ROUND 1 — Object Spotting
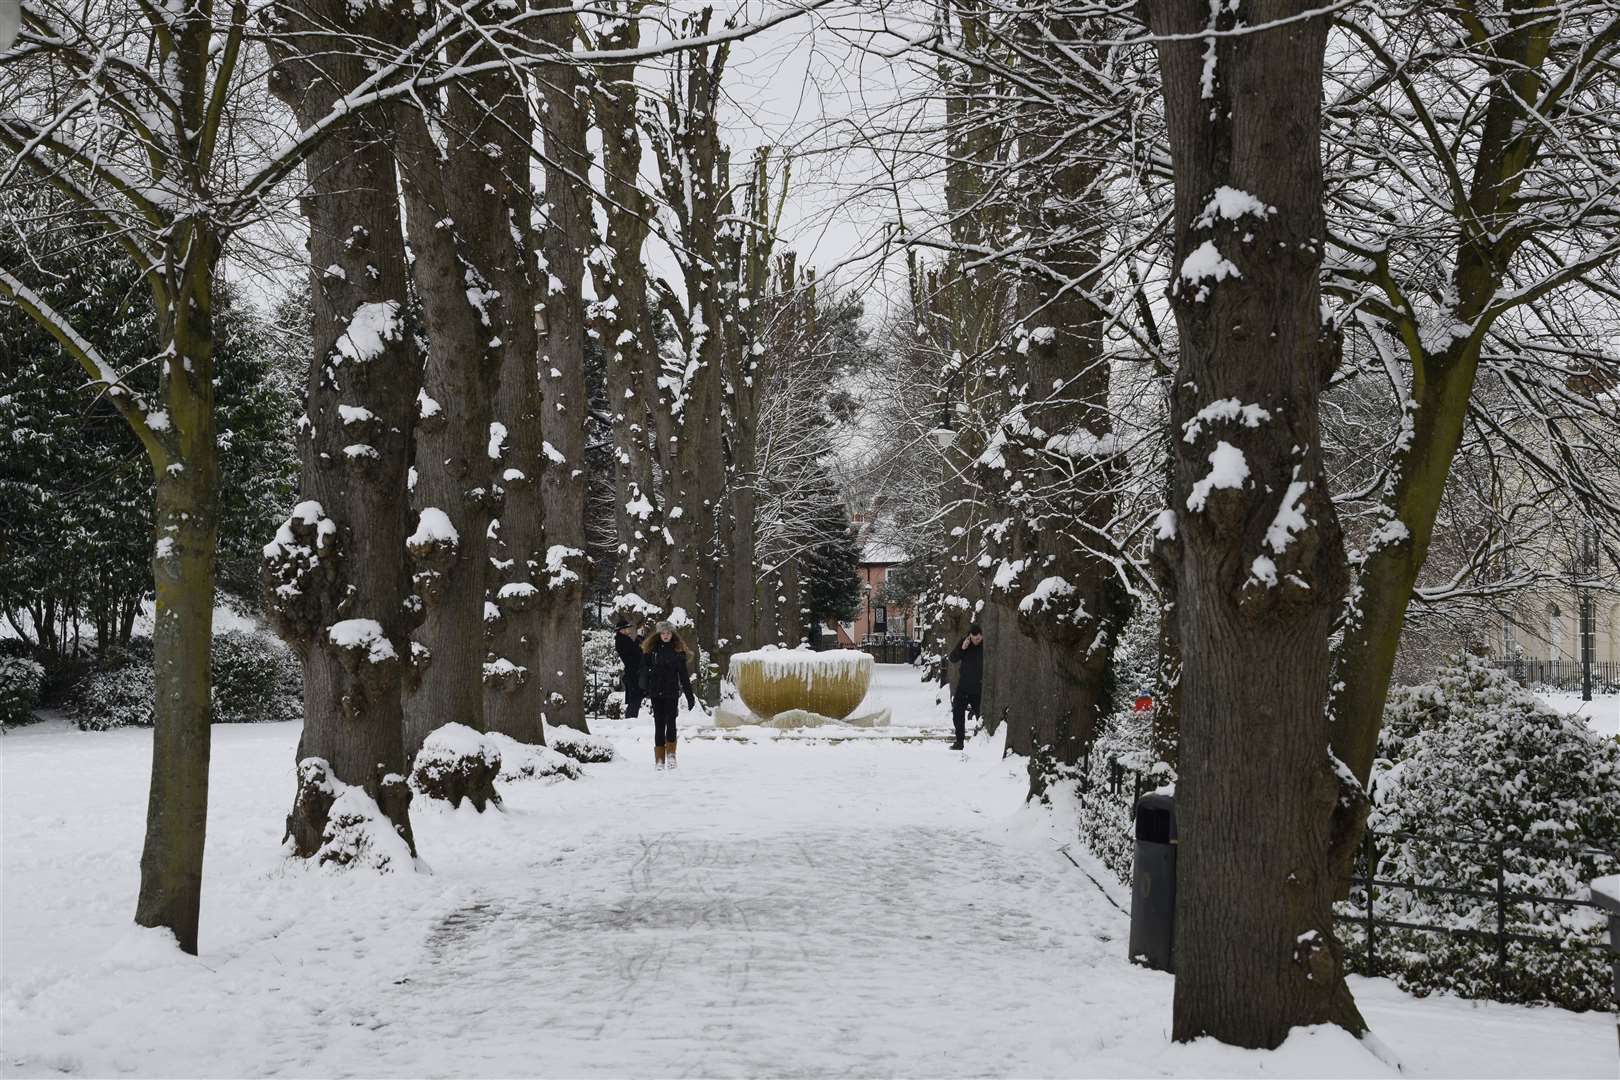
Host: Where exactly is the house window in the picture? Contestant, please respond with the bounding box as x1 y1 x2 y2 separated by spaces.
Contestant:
872 605 887 635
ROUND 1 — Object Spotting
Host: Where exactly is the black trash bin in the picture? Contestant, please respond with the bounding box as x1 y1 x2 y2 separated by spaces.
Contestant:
1129 791 1177 972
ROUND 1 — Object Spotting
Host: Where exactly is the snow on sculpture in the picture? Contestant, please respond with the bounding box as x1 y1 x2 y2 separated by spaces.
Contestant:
728 647 876 726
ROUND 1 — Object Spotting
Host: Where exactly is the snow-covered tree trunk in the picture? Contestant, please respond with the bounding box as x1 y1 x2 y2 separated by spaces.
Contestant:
977 16 1126 790
720 154 785 656
1145 0 1363 1046
484 54 548 746
397 79 508 773
265 0 420 864
647 23 733 660
532 4 591 732
588 5 667 617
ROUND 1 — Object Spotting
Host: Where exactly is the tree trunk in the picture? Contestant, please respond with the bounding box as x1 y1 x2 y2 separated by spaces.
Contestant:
1145 0 1364 1047
483 44 548 746
135 266 219 954
587 6 667 616
533 6 591 732
397 87 507 765
265 2 419 859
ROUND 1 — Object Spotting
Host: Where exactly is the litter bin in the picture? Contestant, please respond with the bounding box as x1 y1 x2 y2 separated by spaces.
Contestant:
1129 792 1177 972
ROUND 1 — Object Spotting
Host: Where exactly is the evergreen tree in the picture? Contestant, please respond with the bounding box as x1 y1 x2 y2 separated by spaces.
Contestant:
0 210 299 664
799 481 862 631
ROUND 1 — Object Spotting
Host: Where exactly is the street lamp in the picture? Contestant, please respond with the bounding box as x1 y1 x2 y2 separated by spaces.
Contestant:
1579 518 1599 703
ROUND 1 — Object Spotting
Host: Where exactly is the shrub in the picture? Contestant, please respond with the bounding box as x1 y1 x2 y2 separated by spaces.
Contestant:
1076 702 1169 885
547 724 616 764
71 629 302 730
211 629 301 724
0 654 46 726
1339 654 1620 1011
71 658 155 730
582 629 622 716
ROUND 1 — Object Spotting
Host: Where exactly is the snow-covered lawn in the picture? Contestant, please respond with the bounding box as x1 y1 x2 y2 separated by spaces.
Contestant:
3 666 1613 1078
1534 690 1618 741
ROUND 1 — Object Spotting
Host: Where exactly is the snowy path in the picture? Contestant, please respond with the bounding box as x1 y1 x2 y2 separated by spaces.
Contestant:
3 666 1615 1078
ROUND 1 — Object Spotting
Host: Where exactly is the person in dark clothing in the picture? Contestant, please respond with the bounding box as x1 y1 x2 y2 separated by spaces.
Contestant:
614 617 645 719
947 622 985 750
640 620 696 769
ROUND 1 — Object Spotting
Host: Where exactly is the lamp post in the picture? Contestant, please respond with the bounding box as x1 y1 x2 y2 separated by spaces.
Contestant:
1579 518 1598 703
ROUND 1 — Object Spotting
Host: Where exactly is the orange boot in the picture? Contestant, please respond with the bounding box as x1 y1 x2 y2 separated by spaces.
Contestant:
665 738 677 769
654 743 667 769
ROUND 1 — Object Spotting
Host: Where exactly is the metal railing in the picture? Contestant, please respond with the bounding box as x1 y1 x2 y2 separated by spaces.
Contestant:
1336 827 1618 1002
1489 658 1619 693
1086 755 1617 1007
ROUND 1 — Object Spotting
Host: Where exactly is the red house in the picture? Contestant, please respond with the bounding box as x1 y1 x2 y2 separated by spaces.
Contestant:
829 541 913 646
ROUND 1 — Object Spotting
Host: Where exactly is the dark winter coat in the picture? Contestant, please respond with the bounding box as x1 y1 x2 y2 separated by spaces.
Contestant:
614 629 642 675
640 639 694 702
948 638 984 696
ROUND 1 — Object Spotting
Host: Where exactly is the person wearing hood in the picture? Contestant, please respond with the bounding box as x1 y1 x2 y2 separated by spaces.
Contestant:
640 620 696 768
613 616 646 719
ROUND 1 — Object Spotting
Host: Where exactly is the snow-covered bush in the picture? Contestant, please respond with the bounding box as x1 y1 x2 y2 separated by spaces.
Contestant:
582 629 622 717
1341 654 1620 1011
211 630 301 724
0 654 46 726
1077 703 1169 885
71 656 155 730
411 723 502 810
546 724 616 764
71 630 301 729
1075 605 1174 882
487 732 583 782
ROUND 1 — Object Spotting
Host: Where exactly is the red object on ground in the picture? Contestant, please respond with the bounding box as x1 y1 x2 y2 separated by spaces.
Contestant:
1133 695 1154 712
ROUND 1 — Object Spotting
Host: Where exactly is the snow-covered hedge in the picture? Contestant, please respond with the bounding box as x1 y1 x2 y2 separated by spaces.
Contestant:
71 655 155 730
1077 703 1169 885
546 725 616 764
71 630 302 730
0 654 46 727
211 630 302 724
1342 654 1620 1011
582 629 622 717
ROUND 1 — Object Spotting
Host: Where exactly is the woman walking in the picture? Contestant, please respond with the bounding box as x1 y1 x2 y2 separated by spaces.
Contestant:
640 620 696 769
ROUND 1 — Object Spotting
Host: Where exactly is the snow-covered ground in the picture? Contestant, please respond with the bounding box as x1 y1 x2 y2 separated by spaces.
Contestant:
3 665 1613 1078
1534 690 1619 740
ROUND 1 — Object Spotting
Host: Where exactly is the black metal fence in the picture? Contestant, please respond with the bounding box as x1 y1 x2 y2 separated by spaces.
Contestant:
1091 756 1617 1008
1489 658 1620 693
808 634 921 665
1336 827 1618 1003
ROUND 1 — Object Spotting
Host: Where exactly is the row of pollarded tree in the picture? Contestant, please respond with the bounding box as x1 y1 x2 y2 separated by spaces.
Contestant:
846 0 1620 1051
0 0 849 956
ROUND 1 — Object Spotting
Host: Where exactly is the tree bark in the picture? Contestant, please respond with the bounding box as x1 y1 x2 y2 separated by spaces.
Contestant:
265 0 419 859
397 98 506 764
588 5 668 616
533 4 592 731
1145 0 1364 1047
135 251 219 955
483 41 548 746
